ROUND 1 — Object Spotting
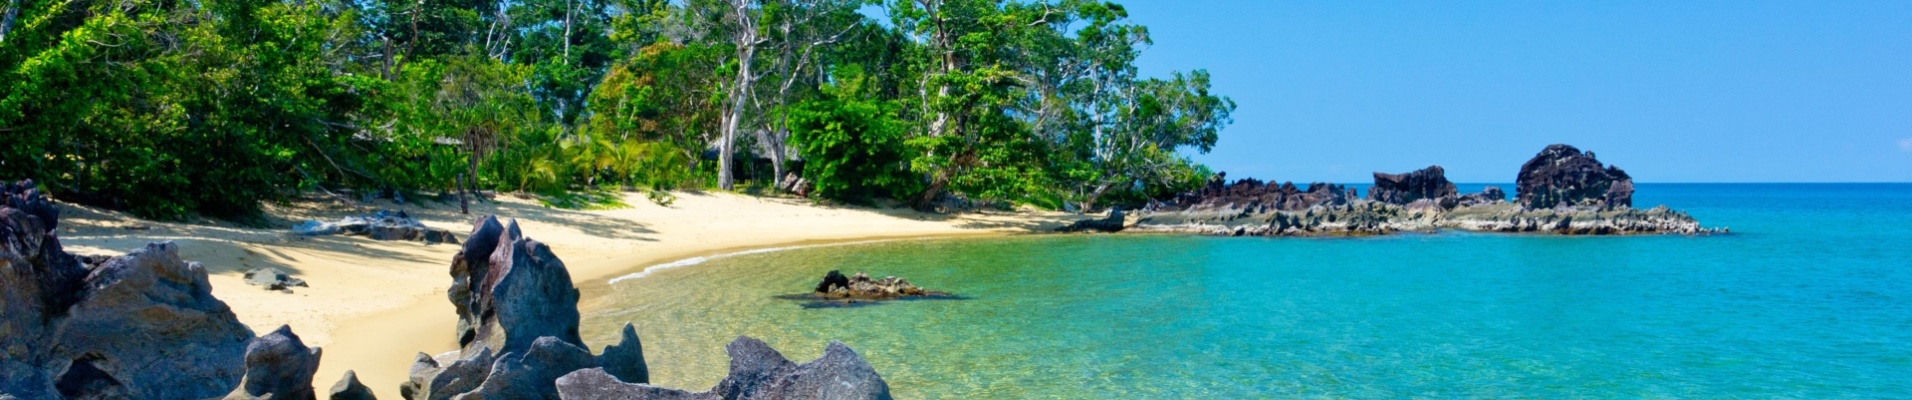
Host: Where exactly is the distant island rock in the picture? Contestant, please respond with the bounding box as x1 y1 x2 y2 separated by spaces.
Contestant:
1124 145 1721 236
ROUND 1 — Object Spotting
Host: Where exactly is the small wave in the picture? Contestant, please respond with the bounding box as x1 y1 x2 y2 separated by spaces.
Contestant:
607 239 900 284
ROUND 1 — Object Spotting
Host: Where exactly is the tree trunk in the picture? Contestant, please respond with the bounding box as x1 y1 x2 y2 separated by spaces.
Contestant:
1082 181 1115 214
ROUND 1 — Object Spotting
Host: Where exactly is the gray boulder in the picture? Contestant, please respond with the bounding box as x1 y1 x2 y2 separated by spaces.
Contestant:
328 370 377 400
554 336 892 400
596 324 649 385
226 325 324 400
53 242 257 399
462 337 597 399
297 210 459 244
449 217 582 358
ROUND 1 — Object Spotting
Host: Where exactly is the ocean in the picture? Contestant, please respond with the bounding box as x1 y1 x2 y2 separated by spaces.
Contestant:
580 183 1912 398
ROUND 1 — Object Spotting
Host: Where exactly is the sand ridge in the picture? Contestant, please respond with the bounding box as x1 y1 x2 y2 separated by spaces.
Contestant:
55 191 1072 398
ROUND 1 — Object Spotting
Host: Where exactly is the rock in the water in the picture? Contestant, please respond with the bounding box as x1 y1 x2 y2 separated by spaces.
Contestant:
328 370 377 400
812 270 850 294
245 267 310 292
1366 165 1457 205
597 324 649 385
1147 173 1351 214
1056 207 1126 233
297 210 459 244
813 271 943 300
1515 144 1635 209
554 337 893 400
226 325 323 400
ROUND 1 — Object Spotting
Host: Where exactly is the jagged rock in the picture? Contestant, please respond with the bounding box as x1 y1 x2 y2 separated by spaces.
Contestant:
462 337 597 399
1456 186 1507 207
51 242 257 399
296 210 459 244
328 370 377 400
596 324 649 385
1515 144 1635 209
554 337 893 400
1366 165 1457 205
812 271 944 300
1056 207 1126 232
245 267 309 292
226 325 323 400
812 270 850 294
403 216 633 400
2 188 255 400
447 216 583 358
1148 173 1351 214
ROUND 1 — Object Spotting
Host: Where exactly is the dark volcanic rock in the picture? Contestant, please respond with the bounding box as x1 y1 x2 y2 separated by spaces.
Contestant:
463 337 597 399
1056 207 1126 233
1149 172 1351 213
1366 165 1457 205
596 324 650 385
554 337 894 400
1515 144 1635 209
54 242 257 399
226 325 323 400
811 271 945 300
328 370 377 400
812 270 850 294
448 216 583 358
1456 186 1507 207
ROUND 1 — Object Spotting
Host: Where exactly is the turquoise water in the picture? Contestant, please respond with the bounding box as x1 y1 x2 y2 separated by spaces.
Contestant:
581 184 1912 398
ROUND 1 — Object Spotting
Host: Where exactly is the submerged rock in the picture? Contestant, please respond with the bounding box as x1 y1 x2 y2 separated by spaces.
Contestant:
1515 144 1635 209
554 337 893 400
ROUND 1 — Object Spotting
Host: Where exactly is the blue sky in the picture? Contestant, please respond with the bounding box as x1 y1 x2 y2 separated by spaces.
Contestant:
1120 1 1912 182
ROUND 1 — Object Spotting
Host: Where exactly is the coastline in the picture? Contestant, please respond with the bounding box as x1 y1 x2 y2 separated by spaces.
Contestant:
54 191 1073 399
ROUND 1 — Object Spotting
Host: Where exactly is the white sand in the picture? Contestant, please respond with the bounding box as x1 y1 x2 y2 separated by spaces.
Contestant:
56 191 1070 398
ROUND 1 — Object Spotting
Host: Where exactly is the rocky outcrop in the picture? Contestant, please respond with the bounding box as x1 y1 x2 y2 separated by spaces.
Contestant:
1148 173 1351 214
1056 207 1125 232
401 217 659 400
1133 145 1715 236
1366 166 1457 205
554 337 893 400
812 271 945 300
1515 144 1635 209
596 324 650 385
328 371 377 400
403 216 891 399
1 180 257 400
294 210 459 244
226 326 324 400
1456 186 1507 207
245 267 310 292
447 216 583 358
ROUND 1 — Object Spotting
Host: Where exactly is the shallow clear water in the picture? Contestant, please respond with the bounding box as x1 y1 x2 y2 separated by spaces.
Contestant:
580 184 1912 398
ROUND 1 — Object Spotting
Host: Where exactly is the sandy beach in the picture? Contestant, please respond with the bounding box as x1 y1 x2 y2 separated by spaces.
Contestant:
55 191 1071 398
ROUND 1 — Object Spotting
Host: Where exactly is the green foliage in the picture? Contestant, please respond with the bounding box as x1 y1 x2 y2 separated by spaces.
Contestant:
0 0 1234 219
790 66 921 204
